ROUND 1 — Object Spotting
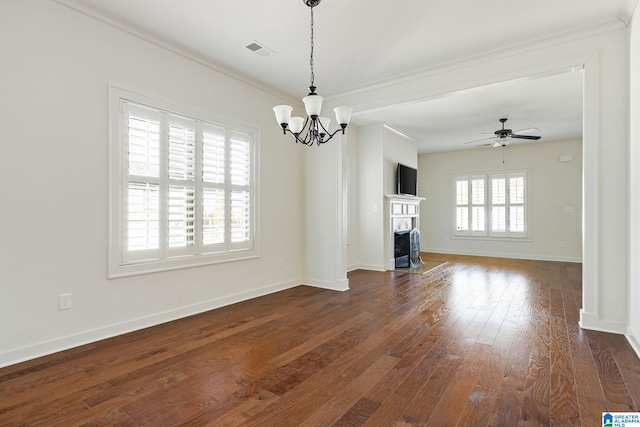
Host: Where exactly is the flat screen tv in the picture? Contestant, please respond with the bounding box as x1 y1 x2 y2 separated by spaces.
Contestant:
397 163 417 196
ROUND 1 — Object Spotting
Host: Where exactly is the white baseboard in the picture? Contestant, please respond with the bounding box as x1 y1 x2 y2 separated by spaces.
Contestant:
349 263 386 272
0 278 302 369
303 277 349 292
579 309 627 334
626 325 640 360
422 247 582 263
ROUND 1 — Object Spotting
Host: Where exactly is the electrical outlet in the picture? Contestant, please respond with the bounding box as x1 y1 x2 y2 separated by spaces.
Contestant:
59 293 72 310
278 259 284 269
558 241 565 248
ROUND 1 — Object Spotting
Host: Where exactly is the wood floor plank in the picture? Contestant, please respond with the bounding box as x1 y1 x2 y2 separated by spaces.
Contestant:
455 384 498 427
1 255 639 426
423 343 490 427
588 331 637 412
334 397 382 426
298 354 400 426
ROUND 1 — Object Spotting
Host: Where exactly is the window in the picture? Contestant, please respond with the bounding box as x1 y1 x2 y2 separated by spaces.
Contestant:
454 171 528 238
109 87 259 277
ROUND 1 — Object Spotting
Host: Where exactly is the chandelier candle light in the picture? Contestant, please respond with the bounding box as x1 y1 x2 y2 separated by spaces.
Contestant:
273 0 352 146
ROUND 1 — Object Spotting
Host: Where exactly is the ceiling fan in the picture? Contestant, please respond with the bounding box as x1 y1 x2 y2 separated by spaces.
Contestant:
464 118 541 147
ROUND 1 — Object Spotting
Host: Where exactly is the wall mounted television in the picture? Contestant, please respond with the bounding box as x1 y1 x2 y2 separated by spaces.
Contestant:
397 163 418 196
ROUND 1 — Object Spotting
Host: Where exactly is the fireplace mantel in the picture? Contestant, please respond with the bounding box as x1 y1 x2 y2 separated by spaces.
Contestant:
385 194 426 203
384 195 425 270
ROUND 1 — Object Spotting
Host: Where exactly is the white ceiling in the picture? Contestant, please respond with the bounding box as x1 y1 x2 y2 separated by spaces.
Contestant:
54 0 635 153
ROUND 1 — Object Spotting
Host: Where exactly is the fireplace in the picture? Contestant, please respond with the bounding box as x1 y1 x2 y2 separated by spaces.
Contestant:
386 195 425 270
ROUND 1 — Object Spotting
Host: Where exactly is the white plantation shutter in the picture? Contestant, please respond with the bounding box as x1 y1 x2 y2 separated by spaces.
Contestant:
471 206 485 232
202 188 225 245
510 206 525 232
168 117 196 181
202 124 226 185
489 172 527 237
229 131 252 247
510 176 525 204
231 190 251 243
492 206 506 232
492 177 506 205
124 104 161 262
167 186 195 248
455 176 486 235
452 171 527 239
470 178 485 232
230 131 251 186
508 175 526 233
202 124 226 249
491 176 507 233
127 110 160 179
167 115 196 254
456 207 469 231
110 91 257 277
126 182 160 252
456 180 468 205
455 179 469 231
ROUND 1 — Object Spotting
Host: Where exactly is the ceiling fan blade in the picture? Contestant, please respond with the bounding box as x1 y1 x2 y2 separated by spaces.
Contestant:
512 134 541 140
513 127 539 134
463 136 494 145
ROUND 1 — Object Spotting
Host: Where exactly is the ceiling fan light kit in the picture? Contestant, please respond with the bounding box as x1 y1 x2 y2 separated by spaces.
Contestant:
273 0 353 147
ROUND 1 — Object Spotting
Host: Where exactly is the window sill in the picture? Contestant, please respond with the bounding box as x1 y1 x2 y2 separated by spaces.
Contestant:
108 250 260 279
451 234 530 242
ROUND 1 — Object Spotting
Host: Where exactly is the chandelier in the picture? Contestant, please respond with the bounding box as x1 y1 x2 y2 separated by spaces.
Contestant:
273 0 352 147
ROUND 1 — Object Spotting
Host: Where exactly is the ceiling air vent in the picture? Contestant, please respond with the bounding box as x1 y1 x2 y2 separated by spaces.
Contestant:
246 41 274 57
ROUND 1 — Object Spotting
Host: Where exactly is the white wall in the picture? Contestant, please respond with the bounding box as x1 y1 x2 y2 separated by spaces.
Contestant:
0 0 305 367
353 125 417 271
419 140 582 262
355 126 385 270
382 126 419 195
628 1 640 356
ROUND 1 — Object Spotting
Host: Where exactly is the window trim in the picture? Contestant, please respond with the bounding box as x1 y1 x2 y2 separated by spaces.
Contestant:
452 169 530 240
108 86 260 278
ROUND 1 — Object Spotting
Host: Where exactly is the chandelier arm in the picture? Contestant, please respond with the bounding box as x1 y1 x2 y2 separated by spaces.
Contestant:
283 116 312 144
323 129 344 142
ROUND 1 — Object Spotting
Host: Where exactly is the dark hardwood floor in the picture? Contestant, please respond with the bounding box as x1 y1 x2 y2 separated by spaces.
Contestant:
1 254 639 426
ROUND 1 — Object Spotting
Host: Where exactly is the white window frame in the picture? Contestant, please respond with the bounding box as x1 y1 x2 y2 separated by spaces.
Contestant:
452 170 529 239
108 86 260 278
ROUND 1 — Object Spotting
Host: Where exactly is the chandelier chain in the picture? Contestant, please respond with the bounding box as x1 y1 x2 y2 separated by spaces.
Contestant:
309 6 314 88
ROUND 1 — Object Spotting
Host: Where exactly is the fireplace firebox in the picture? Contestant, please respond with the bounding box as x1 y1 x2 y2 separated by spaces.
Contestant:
394 228 421 268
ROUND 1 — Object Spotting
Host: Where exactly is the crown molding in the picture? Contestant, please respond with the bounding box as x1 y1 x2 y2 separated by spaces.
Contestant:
329 21 623 105
618 0 639 26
